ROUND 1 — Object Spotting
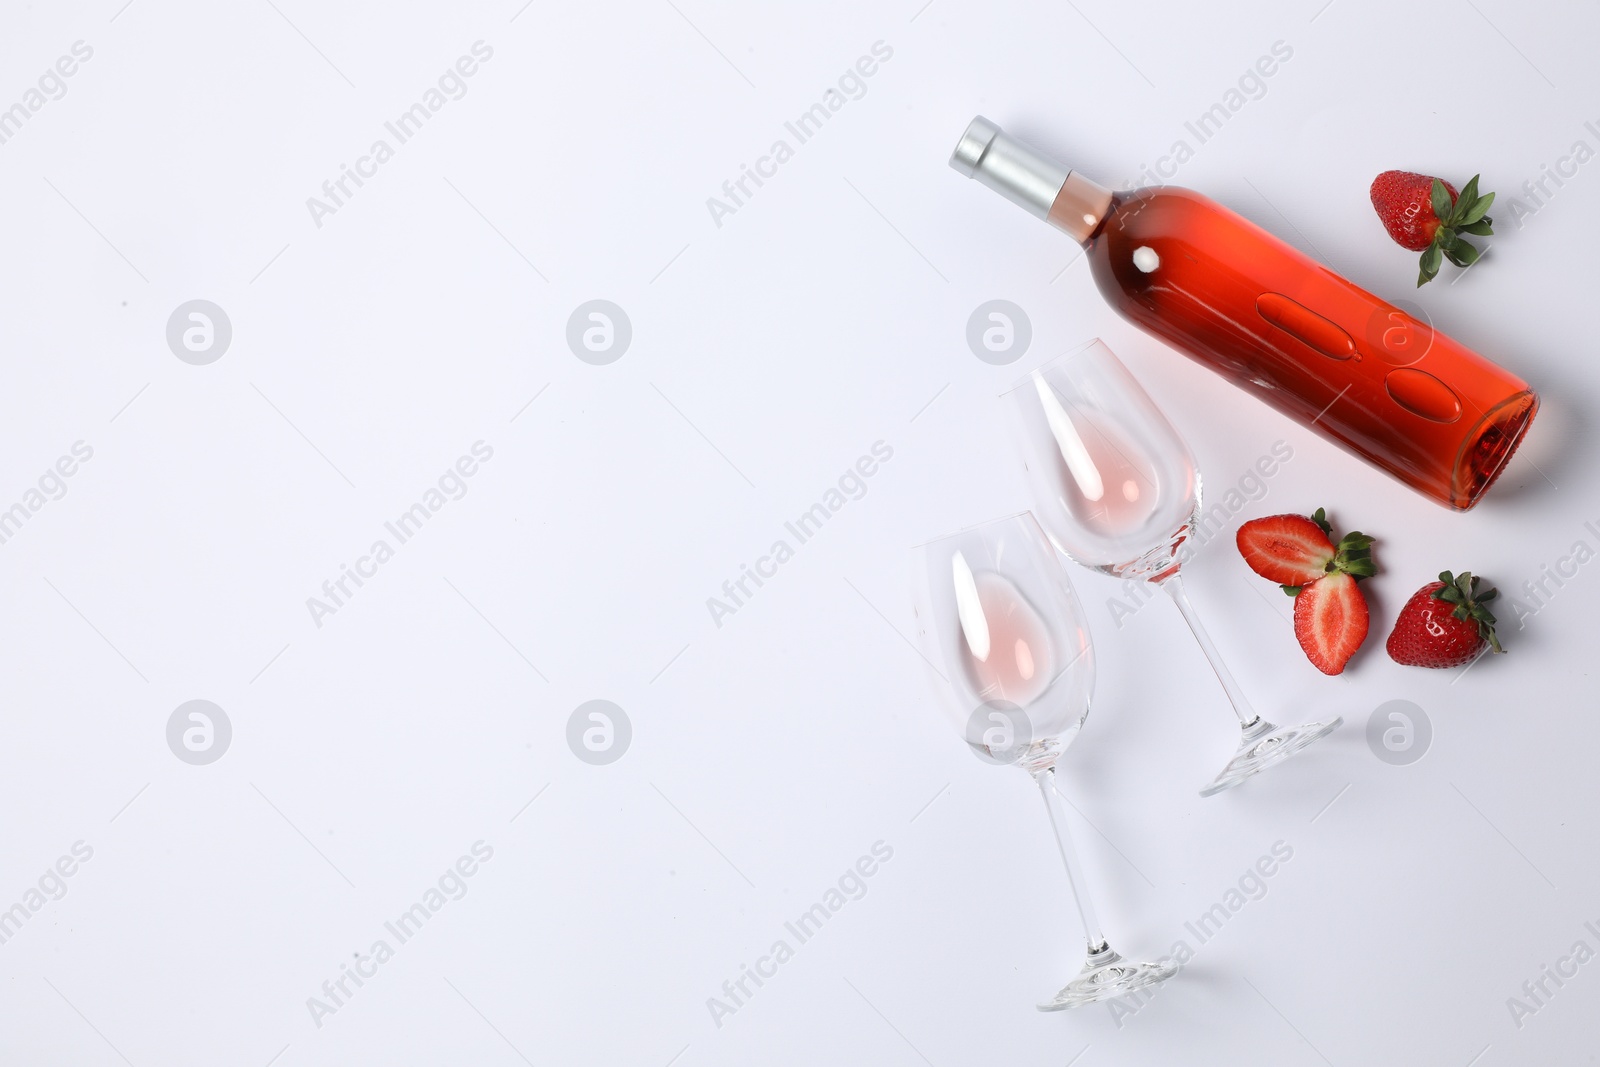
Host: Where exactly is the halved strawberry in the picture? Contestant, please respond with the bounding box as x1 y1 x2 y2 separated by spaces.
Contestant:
1293 571 1369 675
1236 513 1335 586
1237 507 1375 593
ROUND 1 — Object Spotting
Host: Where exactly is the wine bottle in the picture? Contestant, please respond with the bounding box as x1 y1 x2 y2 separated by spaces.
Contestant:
950 116 1538 511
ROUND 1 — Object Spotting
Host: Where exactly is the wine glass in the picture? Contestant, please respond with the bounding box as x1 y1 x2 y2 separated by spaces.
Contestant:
912 513 1178 1010
1002 339 1342 797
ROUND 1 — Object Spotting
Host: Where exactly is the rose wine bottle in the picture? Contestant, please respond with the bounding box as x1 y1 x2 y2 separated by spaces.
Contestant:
950 117 1538 511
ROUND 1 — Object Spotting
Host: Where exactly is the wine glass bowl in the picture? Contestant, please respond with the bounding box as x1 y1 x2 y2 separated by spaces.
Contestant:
916 514 1093 770
913 513 1179 1008
1002 339 1342 796
1004 339 1198 582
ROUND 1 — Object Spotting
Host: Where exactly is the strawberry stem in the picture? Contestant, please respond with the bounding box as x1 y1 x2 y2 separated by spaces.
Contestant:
1432 569 1504 653
1418 175 1495 286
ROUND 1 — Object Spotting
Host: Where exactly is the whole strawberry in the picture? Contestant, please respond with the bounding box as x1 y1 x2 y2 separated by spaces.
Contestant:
1386 571 1504 668
1369 171 1495 286
1237 507 1376 675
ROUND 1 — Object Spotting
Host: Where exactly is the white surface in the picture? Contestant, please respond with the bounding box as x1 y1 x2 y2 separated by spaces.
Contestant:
1 0 1596 1064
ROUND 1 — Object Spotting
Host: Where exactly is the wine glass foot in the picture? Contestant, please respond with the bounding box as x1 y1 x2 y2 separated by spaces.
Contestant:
1037 944 1179 1011
1198 716 1343 798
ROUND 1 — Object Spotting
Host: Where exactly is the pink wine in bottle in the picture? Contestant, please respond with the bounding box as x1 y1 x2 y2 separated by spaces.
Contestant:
951 116 1538 511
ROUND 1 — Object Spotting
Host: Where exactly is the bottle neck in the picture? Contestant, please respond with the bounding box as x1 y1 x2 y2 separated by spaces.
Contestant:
948 118 1112 246
1045 171 1114 246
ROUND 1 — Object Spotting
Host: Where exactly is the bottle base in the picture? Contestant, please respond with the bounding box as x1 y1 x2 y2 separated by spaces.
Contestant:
1451 390 1539 511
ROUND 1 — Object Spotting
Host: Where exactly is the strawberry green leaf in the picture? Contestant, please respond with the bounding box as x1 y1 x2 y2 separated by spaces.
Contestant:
1343 558 1377 578
1418 243 1443 286
1460 187 1494 224
1430 178 1454 220
1327 527 1377 581
1281 584 1302 596
1460 219 1493 236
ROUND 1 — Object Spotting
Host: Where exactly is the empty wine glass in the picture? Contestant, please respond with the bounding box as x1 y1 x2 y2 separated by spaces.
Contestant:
912 513 1178 1010
1002 339 1342 796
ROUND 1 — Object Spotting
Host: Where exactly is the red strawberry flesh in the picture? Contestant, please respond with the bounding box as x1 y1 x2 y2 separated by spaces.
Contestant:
1293 572 1369 675
1236 514 1336 586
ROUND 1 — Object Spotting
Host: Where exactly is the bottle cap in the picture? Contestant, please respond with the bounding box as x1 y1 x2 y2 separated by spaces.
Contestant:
949 116 1110 243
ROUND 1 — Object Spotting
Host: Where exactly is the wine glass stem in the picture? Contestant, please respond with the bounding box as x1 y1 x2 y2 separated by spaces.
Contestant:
1035 767 1108 954
1158 573 1260 728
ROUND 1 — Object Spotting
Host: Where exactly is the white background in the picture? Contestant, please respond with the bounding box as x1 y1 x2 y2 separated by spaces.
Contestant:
1 0 1597 1064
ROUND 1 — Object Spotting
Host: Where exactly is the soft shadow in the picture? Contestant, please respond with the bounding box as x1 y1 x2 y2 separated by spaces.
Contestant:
1474 374 1586 509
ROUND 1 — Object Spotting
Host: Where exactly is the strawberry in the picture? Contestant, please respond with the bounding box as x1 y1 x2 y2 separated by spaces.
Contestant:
1369 170 1495 287
1239 508 1376 674
1386 570 1504 668
1293 571 1370 675
1237 507 1376 593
